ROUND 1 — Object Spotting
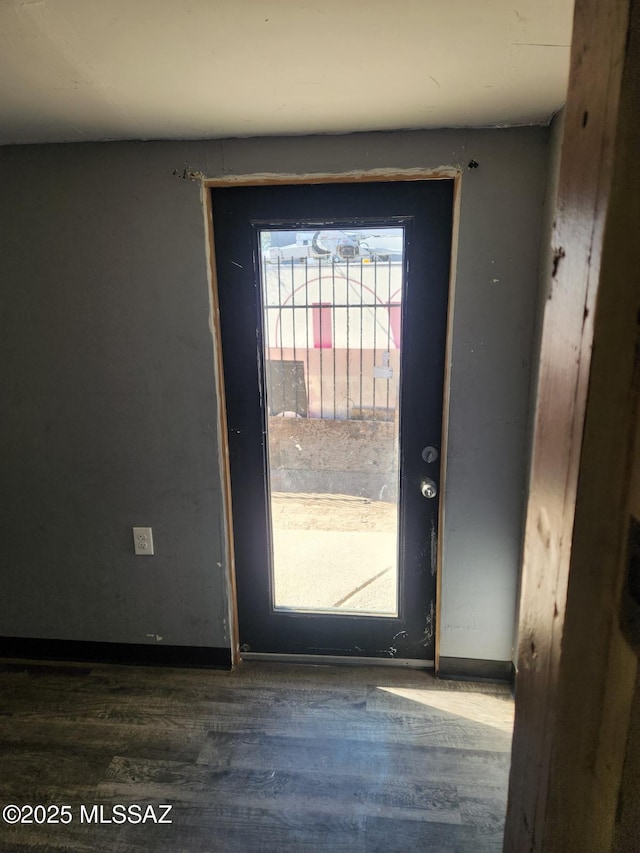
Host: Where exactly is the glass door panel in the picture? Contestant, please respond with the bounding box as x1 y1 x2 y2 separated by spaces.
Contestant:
259 228 404 616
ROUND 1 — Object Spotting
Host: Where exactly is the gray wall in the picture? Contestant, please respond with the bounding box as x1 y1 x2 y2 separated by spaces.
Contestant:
0 128 548 659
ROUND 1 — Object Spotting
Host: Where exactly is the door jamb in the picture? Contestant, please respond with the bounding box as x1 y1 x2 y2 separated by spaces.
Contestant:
201 168 461 668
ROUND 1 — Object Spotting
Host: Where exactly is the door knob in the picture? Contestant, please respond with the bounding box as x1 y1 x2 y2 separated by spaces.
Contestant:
421 479 438 499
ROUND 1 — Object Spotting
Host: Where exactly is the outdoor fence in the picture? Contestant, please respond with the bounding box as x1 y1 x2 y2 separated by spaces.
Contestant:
262 257 403 421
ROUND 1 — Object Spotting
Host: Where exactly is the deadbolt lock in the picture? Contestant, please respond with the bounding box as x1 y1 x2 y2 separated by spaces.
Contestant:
421 446 439 464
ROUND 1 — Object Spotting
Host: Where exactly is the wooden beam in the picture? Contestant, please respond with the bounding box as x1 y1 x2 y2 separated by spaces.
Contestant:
505 0 640 849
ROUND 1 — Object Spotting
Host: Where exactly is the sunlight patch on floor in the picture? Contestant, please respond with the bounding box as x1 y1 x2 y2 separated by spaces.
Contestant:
376 686 515 733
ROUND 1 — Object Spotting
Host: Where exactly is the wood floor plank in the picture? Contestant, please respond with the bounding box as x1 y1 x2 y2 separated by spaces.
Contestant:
98 757 462 823
0 718 207 763
196 731 511 788
0 658 513 851
456 780 509 799
365 815 503 853
122 806 366 853
460 794 507 844
1 804 367 853
199 684 369 711
2 699 218 727
0 743 111 789
3 681 368 717
0 834 98 853
201 703 512 752
365 815 462 852
115 806 367 853
0 815 129 853
365 683 515 727
0 662 94 677
3 676 213 711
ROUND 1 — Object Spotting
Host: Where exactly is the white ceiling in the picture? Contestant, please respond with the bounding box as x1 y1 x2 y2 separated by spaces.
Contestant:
0 0 574 145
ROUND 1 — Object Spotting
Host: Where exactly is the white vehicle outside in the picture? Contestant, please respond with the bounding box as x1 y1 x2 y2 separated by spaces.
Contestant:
265 228 403 264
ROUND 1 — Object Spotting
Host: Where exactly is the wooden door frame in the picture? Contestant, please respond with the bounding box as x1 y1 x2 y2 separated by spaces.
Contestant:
201 169 461 669
505 0 640 848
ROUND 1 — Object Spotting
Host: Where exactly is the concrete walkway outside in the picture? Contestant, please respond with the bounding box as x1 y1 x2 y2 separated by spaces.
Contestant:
271 493 398 614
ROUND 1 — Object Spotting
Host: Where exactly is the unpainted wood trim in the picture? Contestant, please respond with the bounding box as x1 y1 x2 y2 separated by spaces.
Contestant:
202 186 241 669
203 167 459 188
435 172 462 676
547 1 640 846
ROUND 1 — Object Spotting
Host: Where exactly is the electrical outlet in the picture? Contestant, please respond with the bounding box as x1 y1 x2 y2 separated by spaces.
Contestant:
133 527 154 556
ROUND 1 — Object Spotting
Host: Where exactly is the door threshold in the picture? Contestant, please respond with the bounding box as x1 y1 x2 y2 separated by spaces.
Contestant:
241 652 434 669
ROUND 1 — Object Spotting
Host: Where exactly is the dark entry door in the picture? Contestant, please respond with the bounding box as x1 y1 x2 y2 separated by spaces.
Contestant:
212 179 453 662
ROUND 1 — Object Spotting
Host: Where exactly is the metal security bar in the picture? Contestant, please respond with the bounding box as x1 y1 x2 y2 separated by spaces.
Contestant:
260 250 403 422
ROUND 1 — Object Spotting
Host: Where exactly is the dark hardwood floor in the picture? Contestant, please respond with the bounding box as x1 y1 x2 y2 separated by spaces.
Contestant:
0 658 513 852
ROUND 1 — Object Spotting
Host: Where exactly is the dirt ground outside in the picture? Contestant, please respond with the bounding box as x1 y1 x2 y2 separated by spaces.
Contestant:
271 492 397 532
